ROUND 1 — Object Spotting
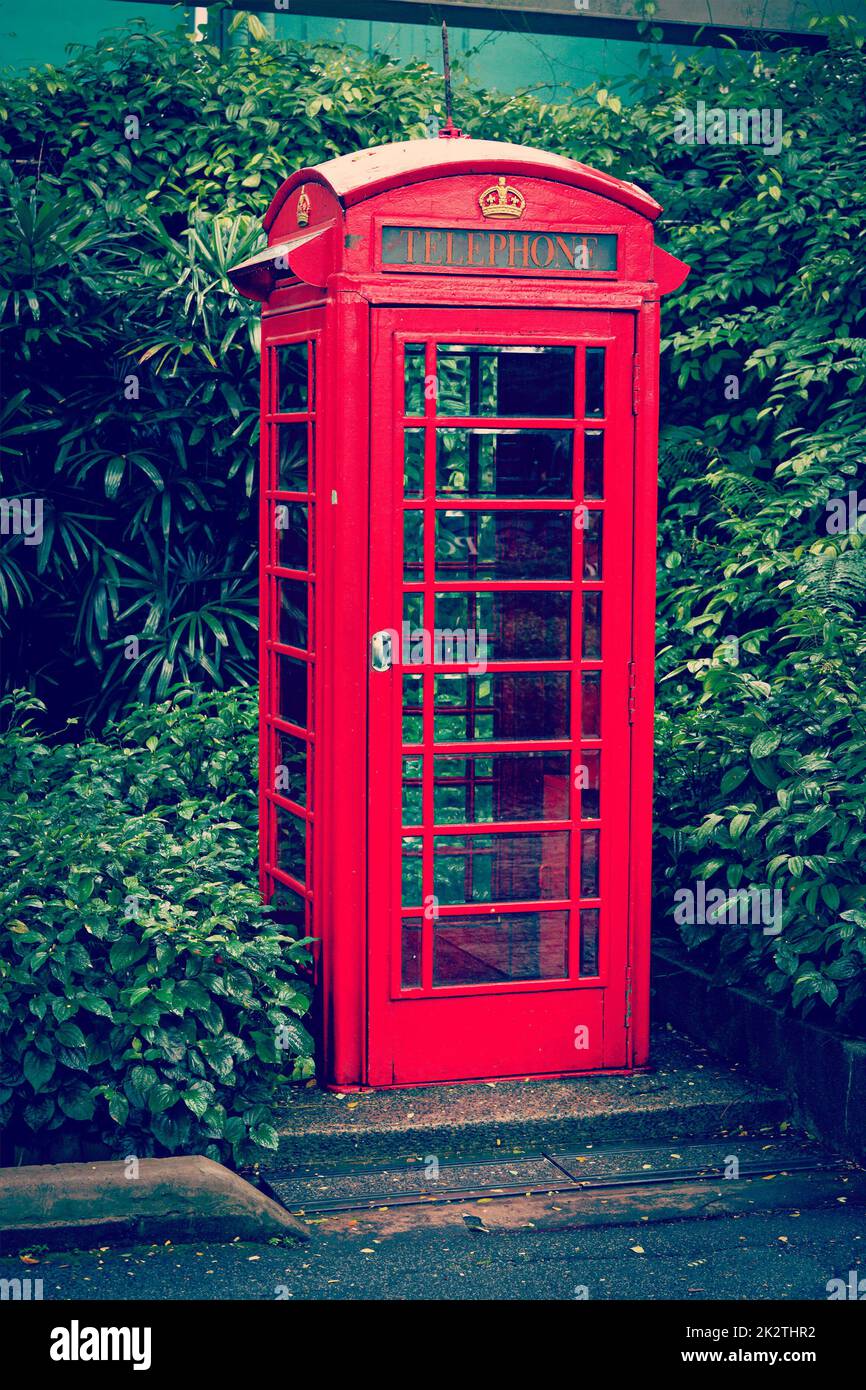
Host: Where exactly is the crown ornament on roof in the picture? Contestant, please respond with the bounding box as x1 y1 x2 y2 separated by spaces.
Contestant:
478 176 526 219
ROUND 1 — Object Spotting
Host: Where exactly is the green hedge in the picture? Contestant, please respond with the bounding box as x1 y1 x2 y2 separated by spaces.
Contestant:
0 688 313 1165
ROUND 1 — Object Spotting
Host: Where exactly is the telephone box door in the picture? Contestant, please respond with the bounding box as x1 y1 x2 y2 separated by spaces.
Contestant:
368 306 636 1085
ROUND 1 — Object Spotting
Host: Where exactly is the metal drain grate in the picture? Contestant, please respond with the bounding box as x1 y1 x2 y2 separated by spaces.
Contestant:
261 1136 838 1215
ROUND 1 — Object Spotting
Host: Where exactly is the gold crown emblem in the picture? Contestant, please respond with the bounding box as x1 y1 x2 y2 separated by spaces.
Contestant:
478 176 525 219
296 186 311 227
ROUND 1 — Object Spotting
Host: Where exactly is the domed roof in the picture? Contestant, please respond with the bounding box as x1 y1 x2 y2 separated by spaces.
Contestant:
264 137 661 232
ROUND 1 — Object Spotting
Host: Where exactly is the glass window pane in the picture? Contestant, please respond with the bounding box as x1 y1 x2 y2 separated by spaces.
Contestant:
579 750 601 819
277 422 308 491
403 592 424 663
402 919 422 989
402 756 423 825
278 578 308 649
434 751 570 824
278 653 308 729
278 343 308 413
436 429 572 499
584 430 604 499
434 672 570 741
434 911 568 985
403 673 423 743
404 343 426 415
435 590 569 662
580 907 600 976
582 591 601 659
404 510 424 582
270 881 306 939
436 510 571 581
434 831 569 904
275 731 307 806
402 836 423 906
585 348 605 417
434 345 574 418
581 829 600 898
273 502 308 572
404 428 425 497
276 805 306 882
581 672 600 738
583 511 603 579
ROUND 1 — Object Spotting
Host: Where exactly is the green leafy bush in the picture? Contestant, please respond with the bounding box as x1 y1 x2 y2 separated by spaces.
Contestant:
0 687 313 1165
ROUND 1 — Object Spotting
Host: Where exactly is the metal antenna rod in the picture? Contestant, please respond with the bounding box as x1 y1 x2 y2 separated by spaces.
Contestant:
441 20 453 127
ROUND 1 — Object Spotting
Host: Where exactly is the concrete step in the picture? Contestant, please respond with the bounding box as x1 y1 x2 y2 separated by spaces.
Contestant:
275 1027 789 1164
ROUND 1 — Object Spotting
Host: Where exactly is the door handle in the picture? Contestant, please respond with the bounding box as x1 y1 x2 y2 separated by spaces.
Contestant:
370 629 394 673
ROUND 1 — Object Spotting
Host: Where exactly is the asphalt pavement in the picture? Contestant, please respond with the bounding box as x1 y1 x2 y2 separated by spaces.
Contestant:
2 1204 862 1302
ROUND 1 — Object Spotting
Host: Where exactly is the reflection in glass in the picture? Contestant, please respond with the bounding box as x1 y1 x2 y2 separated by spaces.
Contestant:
584 430 604 499
276 804 306 882
276 731 307 806
402 919 422 988
404 343 426 415
278 578 308 650
580 750 601 819
435 590 569 662
278 342 308 413
436 429 572 498
585 347 605 417
402 835 423 906
582 591 601 659
581 671 600 738
279 653 308 729
580 907 600 976
403 673 423 743
270 881 306 938
277 422 308 491
402 756 423 825
434 831 569 904
404 510 424 581
581 829 600 898
273 502 308 572
436 510 571 581
583 510 603 579
404 428 425 497
434 751 570 824
403 592 424 660
434 345 574 418
433 911 568 985
434 672 570 741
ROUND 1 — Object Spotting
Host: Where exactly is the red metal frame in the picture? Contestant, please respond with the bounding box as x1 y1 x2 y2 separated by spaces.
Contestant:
367 308 634 1085
232 138 689 1089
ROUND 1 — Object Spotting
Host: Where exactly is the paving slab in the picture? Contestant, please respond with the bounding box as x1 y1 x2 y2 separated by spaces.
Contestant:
275 1027 789 1162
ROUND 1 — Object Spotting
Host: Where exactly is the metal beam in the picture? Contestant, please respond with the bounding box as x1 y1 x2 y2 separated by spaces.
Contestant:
131 0 854 50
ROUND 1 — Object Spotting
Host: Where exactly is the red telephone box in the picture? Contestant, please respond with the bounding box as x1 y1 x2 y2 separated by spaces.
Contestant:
230 137 688 1089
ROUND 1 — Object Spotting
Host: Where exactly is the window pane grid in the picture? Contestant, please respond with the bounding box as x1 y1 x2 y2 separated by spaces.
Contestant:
400 340 609 994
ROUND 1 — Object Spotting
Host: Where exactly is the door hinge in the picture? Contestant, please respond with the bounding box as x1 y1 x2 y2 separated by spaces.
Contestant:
631 356 640 414
627 659 637 724
624 966 633 1030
